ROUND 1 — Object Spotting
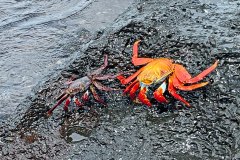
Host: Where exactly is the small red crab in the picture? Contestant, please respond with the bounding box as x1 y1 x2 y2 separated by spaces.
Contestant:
117 40 218 107
47 55 118 116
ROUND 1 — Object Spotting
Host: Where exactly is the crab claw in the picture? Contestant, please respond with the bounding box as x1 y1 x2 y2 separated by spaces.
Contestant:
63 97 71 112
153 81 168 103
138 84 151 107
82 90 90 101
74 97 84 109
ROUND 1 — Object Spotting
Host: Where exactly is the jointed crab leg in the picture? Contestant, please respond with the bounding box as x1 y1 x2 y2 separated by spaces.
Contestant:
129 81 140 100
90 85 106 106
123 79 138 94
175 60 218 84
172 74 209 91
117 67 144 85
173 64 191 82
47 94 70 115
94 73 121 80
168 75 190 107
90 54 108 75
92 81 117 91
132 40 154 66
56 92 67 101
64 75 79 85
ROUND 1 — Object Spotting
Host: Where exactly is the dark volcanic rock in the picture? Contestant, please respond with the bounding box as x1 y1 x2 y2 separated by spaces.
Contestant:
1 0 240 159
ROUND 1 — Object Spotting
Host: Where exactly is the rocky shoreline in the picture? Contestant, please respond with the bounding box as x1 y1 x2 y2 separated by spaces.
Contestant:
1 0 240 159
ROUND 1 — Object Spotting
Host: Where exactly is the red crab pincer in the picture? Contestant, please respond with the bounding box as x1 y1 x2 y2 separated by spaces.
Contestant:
117 40 218 107
47 55 118 116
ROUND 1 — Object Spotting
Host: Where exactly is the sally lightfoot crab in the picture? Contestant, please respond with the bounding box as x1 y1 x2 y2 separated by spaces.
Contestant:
117 40 218 107
47 55 118 116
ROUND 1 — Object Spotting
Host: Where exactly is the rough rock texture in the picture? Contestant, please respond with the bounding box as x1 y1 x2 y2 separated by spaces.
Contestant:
1 0 240 159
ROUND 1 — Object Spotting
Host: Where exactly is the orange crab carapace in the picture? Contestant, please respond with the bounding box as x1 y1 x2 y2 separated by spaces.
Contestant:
117 40 218 107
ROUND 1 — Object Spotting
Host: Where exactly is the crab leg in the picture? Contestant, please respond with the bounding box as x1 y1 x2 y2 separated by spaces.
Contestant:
185 60 218 83
138 83 151 107
173 64 192 83
117 67 144 85
47 94 69 116
129 81 140 100
132 40 154 66
93 81 117 91
90 54 108 75
174 60 218 84
153 81 168 103
64 74 78 85
94 73 121 80
56 92 66 101
123 79 138 94
90 85 106 106
172 74 209 91
168 75 190 107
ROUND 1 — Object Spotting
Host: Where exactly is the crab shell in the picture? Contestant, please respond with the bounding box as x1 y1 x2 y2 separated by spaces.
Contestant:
117 40 218 107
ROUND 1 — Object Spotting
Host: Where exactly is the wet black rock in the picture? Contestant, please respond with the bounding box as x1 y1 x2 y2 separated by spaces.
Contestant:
1 0 240 159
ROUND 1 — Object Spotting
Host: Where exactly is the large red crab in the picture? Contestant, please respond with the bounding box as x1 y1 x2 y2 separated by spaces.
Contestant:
117 40 218 107
47 55 118 116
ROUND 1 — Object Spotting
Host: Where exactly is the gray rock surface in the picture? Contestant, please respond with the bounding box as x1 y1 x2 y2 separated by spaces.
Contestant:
1 0 239 159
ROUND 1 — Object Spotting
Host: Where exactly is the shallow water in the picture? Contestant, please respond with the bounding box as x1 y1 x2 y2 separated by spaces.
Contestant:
0 0 133 118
